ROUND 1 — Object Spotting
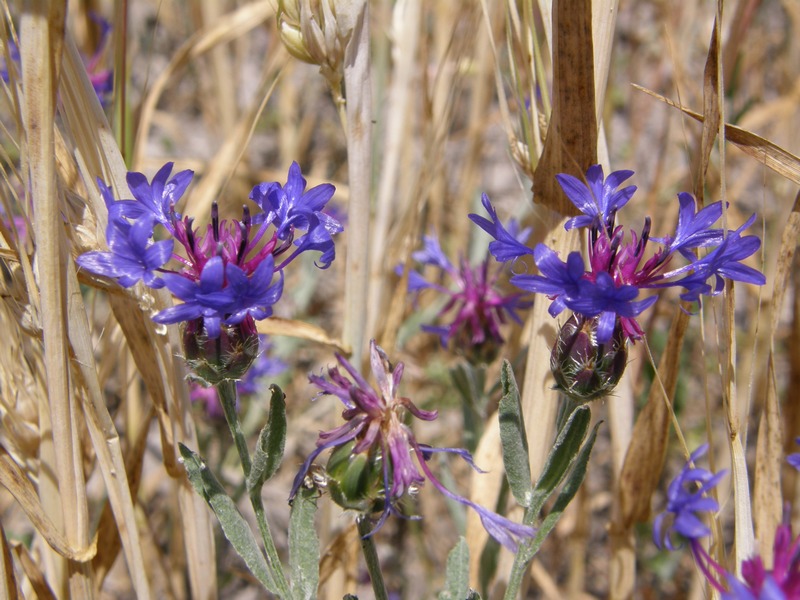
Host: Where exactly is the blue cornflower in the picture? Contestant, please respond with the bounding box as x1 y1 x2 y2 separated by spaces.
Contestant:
77 162 340 342
556 165 636 231
78 214 173 289
404 234 530 361
656 448 800 599
653 444 727 551
470 165 765 344
289 340 537 552
470 194 535 263
249 161 343 269
653 444 729 593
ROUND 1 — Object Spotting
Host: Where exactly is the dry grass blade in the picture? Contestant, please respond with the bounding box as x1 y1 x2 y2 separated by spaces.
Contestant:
0 445 96 562
12 542 57 600
0 522 21 600
20 4 93 596
132 1 275 168
633 85 800 186
256 317 347 355
183 55 285 218
59 34 152 599
342 1 371 367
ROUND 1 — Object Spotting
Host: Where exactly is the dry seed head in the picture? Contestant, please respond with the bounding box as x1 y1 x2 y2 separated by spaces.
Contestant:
277 0 365 88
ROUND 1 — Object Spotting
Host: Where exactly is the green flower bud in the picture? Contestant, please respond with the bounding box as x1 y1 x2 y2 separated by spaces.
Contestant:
325 441 384 513
550 313 627 402
182 315 260 386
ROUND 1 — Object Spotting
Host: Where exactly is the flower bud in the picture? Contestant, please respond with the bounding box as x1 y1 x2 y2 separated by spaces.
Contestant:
325 440 385 513
550 313 627 402
182 315 260 386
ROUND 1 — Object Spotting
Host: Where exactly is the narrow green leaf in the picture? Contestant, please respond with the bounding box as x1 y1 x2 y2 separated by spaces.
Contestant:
178 443 276 592
498 360 533 507
439 537 469 600
529 405 591 513
289 487 320 600
247 385 287 492
526 421 603 559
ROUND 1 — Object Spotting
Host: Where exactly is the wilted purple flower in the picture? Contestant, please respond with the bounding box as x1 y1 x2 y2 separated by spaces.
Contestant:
289 340 536 551
404 234 530 362
470 166 766 345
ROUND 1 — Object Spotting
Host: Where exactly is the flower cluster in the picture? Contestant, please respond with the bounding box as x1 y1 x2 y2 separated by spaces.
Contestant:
470 165 765 345
403 234 530 362
654 444 800 598
77 161 341 353
289 340 536 551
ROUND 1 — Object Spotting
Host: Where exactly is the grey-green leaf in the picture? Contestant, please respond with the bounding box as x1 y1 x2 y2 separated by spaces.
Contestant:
439 537 469 600
289 486 320 600
247 385 287 493
526 421 602 558
529 405 591 513
498 360 533 507
178 443 275 592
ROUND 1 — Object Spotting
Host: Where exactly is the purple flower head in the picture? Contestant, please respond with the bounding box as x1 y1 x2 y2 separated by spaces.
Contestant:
653 444 726 551
653 444 730 594
249 162 343 269
76 213 173 289
77 162 340 341
290 340 536 552
404 234 530 362
556 164 636 231
472 166 765 345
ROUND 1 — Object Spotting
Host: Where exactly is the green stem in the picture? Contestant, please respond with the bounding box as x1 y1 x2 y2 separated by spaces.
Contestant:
217 380 291 599
357 516 388 600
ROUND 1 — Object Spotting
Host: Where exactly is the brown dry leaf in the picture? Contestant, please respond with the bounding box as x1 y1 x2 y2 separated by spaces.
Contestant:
532 0 596 213
0 446 96 563
616 309 690 528
634 85 800 186
257 316 349 355
754 190 800 565
694 20 720 203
